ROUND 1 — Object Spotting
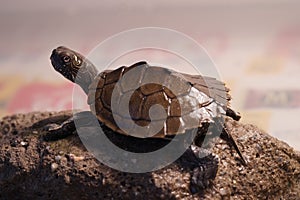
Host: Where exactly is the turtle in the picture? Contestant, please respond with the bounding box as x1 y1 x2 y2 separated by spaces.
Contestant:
48 46 247 191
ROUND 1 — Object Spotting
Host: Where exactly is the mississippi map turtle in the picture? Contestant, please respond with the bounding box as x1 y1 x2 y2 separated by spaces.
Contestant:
48 46 247 192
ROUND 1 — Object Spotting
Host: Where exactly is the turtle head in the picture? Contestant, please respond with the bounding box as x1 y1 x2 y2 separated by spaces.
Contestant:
50 46 98 94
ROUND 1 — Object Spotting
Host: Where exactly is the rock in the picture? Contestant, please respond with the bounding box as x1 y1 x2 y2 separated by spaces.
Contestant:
54 155 61 162
0 111 299 200
51 163 59 172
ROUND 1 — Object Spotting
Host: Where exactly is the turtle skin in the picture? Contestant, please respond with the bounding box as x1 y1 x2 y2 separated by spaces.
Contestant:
41 46 246 193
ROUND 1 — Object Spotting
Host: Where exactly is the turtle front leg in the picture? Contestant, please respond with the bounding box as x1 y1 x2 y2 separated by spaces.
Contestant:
41 111 96 141
43 117 76 141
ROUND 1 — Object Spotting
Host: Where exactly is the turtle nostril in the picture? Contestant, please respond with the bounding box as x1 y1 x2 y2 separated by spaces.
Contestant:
50 49 59 61
52 49 57 55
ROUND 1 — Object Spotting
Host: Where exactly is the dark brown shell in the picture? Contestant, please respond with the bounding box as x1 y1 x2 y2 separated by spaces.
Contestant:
88 61 231 138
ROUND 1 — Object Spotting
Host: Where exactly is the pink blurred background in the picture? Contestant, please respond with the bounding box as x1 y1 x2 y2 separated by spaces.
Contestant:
1 0 300 150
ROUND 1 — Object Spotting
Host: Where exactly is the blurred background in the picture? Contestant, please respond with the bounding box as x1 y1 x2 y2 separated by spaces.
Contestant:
1 0 300 150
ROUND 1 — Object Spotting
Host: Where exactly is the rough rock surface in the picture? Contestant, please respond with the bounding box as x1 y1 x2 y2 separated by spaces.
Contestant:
0 111 299 200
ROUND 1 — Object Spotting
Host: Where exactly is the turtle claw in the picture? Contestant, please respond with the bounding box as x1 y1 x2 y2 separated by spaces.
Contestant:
189 146 219 193
176 144 219 194
190 153 219 193
43 123 62 132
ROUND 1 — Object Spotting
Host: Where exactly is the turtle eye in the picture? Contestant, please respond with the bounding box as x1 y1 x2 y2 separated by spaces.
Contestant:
63 55 70 63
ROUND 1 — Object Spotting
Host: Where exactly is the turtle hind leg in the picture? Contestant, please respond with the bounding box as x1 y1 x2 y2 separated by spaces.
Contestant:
190 146 219 193
42 111 96 141
177 145 219 194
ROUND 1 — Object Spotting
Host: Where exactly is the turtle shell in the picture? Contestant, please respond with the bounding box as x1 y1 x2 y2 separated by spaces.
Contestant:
87 61 231 138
